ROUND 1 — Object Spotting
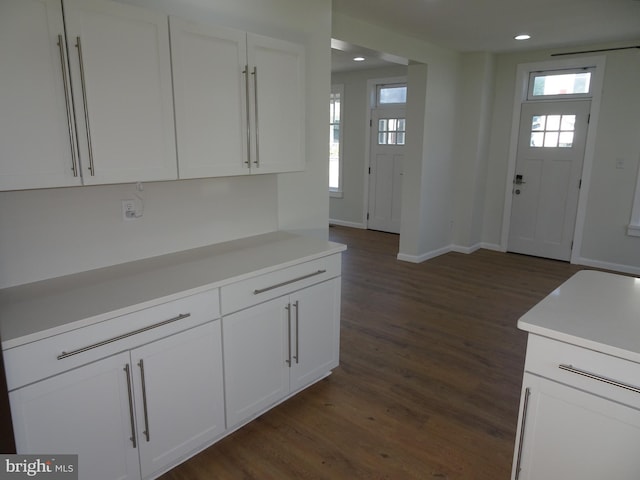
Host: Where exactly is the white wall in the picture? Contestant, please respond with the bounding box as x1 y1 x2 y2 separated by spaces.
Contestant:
329 65 408 227
0 0 331 289
578 47 640 271
0 178 277 287
483 42 640 273
451 52 495 251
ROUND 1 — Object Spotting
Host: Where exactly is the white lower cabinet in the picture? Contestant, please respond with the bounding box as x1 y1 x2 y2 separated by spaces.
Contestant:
223 278 340 427
132 322 225 478
513 373 640 480
512 335 640 480
3 242 344 479
10 351 140 480
10 321 225 480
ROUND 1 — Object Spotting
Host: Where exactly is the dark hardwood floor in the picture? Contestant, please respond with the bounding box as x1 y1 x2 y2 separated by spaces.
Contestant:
160 226 588 480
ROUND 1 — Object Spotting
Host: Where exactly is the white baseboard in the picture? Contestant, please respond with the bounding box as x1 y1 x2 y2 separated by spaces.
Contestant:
573 257 640 276
479 242 504 252
329 219 366 229
450 243 481 254
397 245 451 263
397 242 506 264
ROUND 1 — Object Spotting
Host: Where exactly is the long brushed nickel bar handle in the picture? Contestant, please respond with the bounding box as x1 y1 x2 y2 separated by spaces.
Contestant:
124 364 137 449
243 65 251 167
251 66 260 167
138 359 150 442
293 300 299 364
75 36 95 176
559 364 640 394
253 270 326 295
514 387 531 480
56 34 78 177
285 303 292 366
57 313 191 360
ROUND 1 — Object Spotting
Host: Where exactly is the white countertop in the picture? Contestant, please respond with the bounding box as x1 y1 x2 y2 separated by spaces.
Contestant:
518 270 640 363
0 231 346 350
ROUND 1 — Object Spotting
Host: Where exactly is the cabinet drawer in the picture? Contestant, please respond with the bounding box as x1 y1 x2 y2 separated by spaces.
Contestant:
524 335 640 408
3 289 219 391
221 254 340 315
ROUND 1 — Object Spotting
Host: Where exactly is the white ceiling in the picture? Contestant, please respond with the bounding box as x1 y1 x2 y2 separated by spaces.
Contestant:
331 40 410 73
332 0 640 54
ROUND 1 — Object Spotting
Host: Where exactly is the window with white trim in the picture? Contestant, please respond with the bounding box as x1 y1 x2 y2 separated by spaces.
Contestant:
329 85 343 195
374 83 407 146
376 84 407 106
527 68 594 100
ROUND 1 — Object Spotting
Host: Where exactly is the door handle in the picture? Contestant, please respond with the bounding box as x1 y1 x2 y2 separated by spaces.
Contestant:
514 174 526 185
138 359 151 442
75 36 95 176
293 300 299 364
123 364 137 449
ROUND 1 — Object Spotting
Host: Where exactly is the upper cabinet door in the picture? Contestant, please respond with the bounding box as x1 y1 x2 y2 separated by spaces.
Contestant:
64 0 177 185
0 0 82 191
170 17 250 178
247 34 305 175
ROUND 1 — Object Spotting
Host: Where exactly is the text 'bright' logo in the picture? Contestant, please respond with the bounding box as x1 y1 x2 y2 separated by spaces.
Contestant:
1 456 76 478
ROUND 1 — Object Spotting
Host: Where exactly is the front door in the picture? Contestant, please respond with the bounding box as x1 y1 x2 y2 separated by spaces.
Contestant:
508 100 590 261
367 106 405 234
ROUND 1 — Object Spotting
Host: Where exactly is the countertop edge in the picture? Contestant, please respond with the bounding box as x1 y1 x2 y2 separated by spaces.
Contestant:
1 233 347 350
518 320 640 365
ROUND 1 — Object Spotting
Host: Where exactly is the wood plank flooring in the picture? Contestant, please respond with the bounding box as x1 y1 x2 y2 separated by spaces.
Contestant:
160 226 589 480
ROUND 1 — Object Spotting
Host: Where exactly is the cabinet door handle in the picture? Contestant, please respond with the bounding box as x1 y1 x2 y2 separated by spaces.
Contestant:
56 34 79 177
559 364 640 394
514 387 530 480
253 270 327 295
285 303 292 366
138 359 150 442
243 65 251 167
293 300 299 364
251 66 260 167
57 313 191 359
75 36 95 176
124 364 137 449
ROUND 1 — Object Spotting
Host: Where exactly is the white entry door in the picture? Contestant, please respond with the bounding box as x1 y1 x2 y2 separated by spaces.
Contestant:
508 100 590 260
367 106 406 233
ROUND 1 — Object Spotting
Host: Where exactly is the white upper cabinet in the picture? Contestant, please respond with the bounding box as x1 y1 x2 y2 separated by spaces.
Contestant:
0 0 82 190
170 18 305 178
170 18 249 178
0 1 305 190
64 0 177 185
247 34 305 174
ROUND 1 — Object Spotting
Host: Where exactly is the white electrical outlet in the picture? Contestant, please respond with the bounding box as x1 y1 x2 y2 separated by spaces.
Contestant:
122 200 137 221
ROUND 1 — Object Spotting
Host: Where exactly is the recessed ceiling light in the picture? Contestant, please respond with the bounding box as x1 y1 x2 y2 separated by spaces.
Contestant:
353 56 366 62
514 34 531 41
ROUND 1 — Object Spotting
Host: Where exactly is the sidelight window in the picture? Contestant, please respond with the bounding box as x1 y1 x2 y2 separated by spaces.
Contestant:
329 85 343 194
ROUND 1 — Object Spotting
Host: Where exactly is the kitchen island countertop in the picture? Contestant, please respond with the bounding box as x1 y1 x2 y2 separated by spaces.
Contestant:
518 270 640 363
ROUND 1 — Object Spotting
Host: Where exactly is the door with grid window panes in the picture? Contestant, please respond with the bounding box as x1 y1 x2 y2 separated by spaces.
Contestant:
368 106 405 233
508 100 590 261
